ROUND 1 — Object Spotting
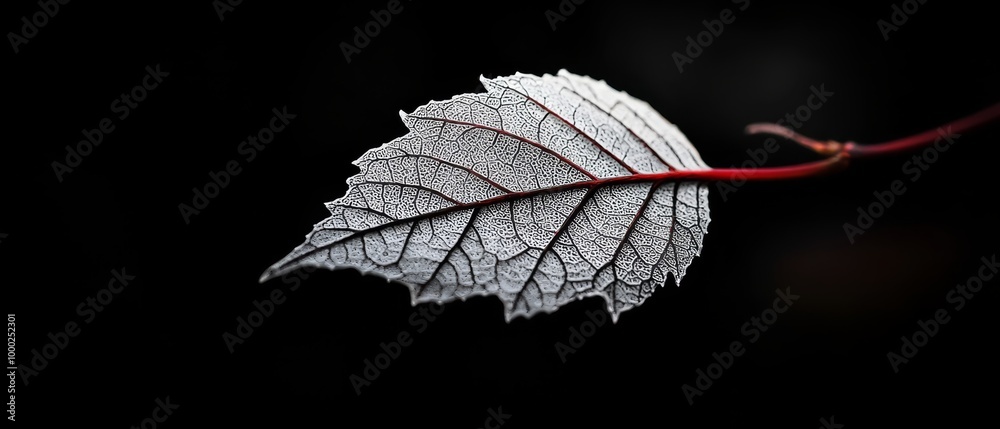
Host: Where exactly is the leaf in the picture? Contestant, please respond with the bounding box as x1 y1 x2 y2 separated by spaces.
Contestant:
260 70 711 322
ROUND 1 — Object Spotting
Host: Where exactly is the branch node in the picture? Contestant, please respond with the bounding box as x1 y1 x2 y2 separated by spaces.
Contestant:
744 123 844 156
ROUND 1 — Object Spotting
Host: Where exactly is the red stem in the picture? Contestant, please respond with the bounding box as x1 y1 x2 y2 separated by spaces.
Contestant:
747 103 1000 161
845 102 1000 157
562 103 1000 185
638 153 848 183
612 102 1000 184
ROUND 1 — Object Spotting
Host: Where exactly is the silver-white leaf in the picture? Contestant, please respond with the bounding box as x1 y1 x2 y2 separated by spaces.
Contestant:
261 69 711 322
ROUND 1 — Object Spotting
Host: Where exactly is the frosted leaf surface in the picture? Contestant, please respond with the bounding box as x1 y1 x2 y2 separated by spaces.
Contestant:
261 70 711 322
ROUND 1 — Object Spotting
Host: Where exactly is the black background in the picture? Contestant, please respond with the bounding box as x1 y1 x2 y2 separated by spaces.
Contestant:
5 0 999 427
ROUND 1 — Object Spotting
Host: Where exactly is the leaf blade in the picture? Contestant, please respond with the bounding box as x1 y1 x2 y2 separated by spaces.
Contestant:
261 70 711 322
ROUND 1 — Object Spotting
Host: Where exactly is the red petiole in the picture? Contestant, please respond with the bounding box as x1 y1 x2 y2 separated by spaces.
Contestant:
718 102 1000 182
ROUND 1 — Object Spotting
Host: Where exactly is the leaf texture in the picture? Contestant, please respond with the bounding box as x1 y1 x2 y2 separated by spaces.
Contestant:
261 70 711 322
